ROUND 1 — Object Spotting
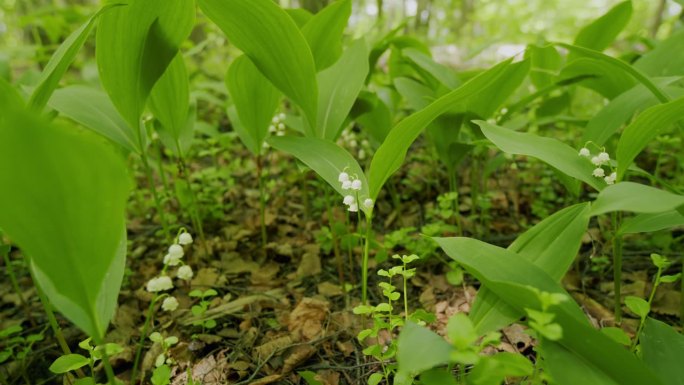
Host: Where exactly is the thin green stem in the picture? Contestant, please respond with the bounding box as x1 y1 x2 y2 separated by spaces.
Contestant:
325 188 344 287
256 155 267 249
1 240 33 326
177 153 209 259
130 296 159 384
631 266 664 351
361 214 373 304
403 263 409 321
98 346 117 385
140 152 171 242
611 212 623 324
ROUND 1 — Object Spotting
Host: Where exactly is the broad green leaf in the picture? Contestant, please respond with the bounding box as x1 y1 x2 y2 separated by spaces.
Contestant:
467 353 534 385
470 203 591 334
641 318 684 385
267 136 371 215
28 4 122 111
301 0 351 71
149 53 191 156
96 0 195 135
571 1 632 57
285 8 313 27
0 106 131 339
635 29 684 76
49 85 141 154
48 354 90 374
354 91 392 146
476 120 602 190
525 44 562 89
0 77 24 112
317 39 369 141
590 182 684 217
199 0 318 130
394 77 434 110
556 43 670 103
226 105 258 155
225 55 281 155
419 369 458 385
394 322 452 385
368 59 512 199
462 59 530 119
582 79 684 145
435 237 664 385
616 95 684 178
542 342 619 385
402 48 460 89
619 210 684 235
559 57 636 99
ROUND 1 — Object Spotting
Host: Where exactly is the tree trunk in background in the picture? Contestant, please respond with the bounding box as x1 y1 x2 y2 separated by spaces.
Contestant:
300 0 331 13
377 0 384 19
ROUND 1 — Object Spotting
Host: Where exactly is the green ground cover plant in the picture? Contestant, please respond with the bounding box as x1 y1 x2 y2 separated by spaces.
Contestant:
1 0 684 384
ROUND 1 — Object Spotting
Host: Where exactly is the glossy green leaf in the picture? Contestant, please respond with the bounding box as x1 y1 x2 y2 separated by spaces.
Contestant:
267 136 371 215
470 203 591 334
0 106 131 340
619 210 684 235
317 39 369 141
285 8 313 27
96 0 195 134
48 354 90 374
526 44 562 89
635 29 684 76
559 57 636 99
476 120 602 190
641 318 684 385
435 237 664 385
394 322 453 385
394 77 434 110
49 85 141 154
616 95 684 178
557 43 670 103
571 1 632 56
0 77 24 112
402 48 460 89
28 4 122 112
301 0 351 71
582 79 684 145
149 53 192 156
368 59 512 199
354 91 392 146
542 342 620 385
590 182 684 216
462 59 530 119
226 55 281 155
419 369 458 385
199 0 318 130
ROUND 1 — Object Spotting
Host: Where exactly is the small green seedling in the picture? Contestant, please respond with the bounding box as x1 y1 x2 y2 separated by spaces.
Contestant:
49 338 123 385
190 289 218 332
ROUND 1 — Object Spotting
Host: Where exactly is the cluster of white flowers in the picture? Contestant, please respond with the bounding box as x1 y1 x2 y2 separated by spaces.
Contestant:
338 130 371 160
338 171 373 212
146 231 195 311
579 147 616 185
268 113 287 137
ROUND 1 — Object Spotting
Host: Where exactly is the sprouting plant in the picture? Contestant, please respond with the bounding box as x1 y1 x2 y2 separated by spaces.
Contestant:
625 253 681 352
148 332 179 385
190 289 218 334
49 338 124 385
0 325 45 383
353 254 431 385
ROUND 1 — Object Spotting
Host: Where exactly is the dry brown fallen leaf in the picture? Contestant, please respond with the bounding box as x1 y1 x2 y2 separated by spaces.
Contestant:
288 297 329 341
282 344 315 373
249 374 283 385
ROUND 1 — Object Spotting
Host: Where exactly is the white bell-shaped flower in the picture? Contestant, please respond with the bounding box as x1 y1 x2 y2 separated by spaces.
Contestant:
179 232 193 245
146 276 173 293
351 179 362 190
363 198 373 209
162 296 179 311
343 195 355 206
592 168 606 178
177 265 194 281
348 203 359 212
168 244 184 259
578 148 590 157
338 172 350 183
